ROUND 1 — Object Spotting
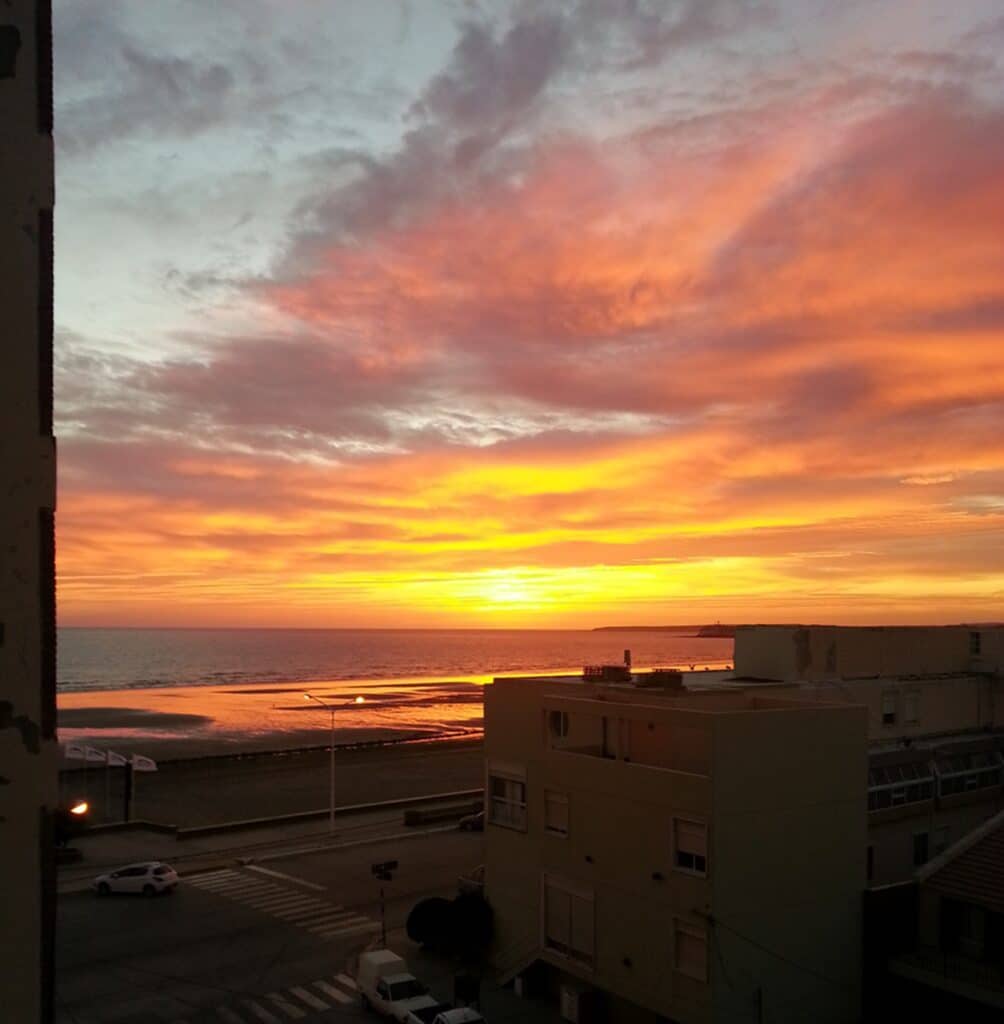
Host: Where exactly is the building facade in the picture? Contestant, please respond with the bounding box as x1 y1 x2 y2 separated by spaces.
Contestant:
733 625 1004 888
484 672 867 1024
0 3 58 1021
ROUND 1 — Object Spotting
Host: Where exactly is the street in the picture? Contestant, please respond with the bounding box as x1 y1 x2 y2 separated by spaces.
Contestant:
56 830 485 1023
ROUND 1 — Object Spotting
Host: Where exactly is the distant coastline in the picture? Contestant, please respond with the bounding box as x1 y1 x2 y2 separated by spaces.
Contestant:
593 624 737 638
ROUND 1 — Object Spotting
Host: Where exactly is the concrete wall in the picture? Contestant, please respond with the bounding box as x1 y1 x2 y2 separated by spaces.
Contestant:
787 674 1004 742
485 680 715 1023
868 797 1002 888
0 4 57 1022
711 705 867 1024
485 680 868 1024
735 626 980 682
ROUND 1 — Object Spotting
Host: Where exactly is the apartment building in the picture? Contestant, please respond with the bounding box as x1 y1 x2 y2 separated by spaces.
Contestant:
865 808 1004 1021
484 670 867 1024
0 3 58 1022
731 626 1004 887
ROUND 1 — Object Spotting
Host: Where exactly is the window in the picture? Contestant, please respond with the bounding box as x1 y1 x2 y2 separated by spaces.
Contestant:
543 876 594 967
867 761 935 811
970 631 982 656
881 690 898 726
933 825 950 855
544 790 569 836
904 690 920 725
547 709 569 738
674 920 708 982
674 818 708 876
935 750 1003 797
913 831 929 866
488 771 527 831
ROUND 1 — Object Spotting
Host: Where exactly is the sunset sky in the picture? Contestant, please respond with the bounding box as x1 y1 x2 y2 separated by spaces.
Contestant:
54 0 1004 628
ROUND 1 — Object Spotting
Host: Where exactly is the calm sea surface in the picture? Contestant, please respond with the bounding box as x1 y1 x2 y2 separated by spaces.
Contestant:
56 628 734 755
58 627 732 692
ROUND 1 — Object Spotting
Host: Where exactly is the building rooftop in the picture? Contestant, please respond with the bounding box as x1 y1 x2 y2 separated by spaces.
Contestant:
917 808 1004 913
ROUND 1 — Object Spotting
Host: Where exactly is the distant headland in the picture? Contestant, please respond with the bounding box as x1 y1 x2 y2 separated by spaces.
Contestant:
593 624 737 638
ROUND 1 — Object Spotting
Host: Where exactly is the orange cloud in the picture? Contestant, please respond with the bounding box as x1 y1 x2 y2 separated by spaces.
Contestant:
57 86 1004 627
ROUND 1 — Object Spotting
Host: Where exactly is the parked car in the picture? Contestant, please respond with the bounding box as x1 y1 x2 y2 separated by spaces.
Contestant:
93 861 178 897
435 1011 485 1024
357 950 441 1021
458 811 484 832
403 1002 455 1023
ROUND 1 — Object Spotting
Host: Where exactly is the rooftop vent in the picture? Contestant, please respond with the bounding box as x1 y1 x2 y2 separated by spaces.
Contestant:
583 664 632 682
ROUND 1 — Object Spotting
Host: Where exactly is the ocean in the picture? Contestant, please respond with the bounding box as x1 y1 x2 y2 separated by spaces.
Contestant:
56 627 734 757
58 626 732 692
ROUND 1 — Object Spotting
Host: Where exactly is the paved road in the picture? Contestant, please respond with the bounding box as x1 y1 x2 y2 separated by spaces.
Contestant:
56 831 485 1024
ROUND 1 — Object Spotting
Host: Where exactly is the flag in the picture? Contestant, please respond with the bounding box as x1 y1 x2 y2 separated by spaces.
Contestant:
106 750 128 767
64 744 86 760
85 746 107 763
131 754 158 772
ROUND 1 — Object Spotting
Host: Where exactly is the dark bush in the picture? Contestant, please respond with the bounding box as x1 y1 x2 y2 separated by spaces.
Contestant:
406 896 454 949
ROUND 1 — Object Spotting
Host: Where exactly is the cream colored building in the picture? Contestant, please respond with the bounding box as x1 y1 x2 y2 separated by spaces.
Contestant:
484 672 867 1024
732 626 1004 888
0 3 58 1021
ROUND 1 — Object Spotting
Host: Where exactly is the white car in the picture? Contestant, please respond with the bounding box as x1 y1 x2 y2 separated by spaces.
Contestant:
93 861 178 897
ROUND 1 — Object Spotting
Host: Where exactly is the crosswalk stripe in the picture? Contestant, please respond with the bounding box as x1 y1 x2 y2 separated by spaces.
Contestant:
248 893 318 910
314 979 352 1005
266 993 306 1019
191 879 271 894
198 878 275 893
272 902 341 920
245 865 326 891
311 918 381 939
244 999 283 1024
279 906 355 925
190 869 236 882
289 986 328 1011
336 973 357 990
216 1007 245 1024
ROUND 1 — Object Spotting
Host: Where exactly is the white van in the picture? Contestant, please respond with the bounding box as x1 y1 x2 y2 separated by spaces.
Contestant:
357 950 441 1021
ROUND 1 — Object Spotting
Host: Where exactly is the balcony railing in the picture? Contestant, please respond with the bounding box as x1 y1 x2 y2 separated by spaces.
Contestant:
894 947 1004 994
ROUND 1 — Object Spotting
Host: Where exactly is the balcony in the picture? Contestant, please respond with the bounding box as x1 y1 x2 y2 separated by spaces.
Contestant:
890 948 1004 1010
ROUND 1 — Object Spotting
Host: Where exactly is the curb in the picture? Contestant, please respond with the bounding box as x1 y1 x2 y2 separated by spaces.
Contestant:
58 821 470 894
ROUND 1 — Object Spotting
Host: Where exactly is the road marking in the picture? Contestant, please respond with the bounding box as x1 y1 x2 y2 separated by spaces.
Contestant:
272 901 339 919
196 878 275 893
246 894 318 912
245 865 326 891
336 973 357 990
312 918 381 939
289 986 328 1011
191 878 273 895
244 1000 283 1024
314 979 352 1004
281 906 356 926
266 992 306 1019
216 1007 245 1024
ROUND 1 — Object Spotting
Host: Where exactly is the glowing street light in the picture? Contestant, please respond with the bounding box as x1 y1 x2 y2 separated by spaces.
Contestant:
69 801 89 816
303 693 365 833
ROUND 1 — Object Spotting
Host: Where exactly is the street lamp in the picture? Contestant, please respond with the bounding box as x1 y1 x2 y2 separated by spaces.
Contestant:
303 693 365 833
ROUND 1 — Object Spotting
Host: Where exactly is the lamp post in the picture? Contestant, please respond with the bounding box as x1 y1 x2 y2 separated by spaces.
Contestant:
304 693 364 833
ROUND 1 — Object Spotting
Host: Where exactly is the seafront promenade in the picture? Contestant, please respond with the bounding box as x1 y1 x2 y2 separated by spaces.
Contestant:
60 737 484 827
